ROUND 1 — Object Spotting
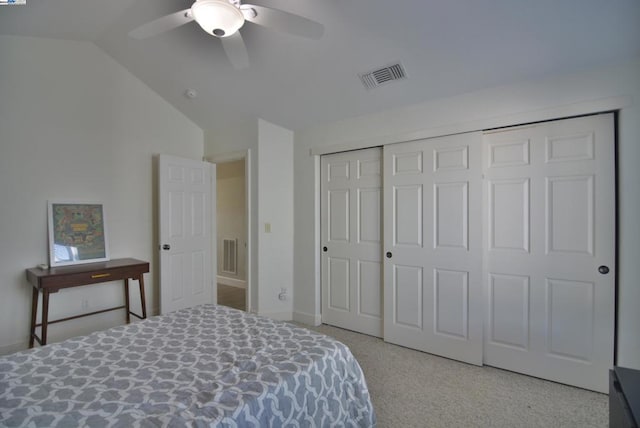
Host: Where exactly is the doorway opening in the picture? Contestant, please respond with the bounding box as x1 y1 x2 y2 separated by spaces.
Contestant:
215 158 248 311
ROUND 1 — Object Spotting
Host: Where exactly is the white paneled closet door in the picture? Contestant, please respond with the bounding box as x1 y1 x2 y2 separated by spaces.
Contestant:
321 148 383 337
383 132 483 365
482 114 615 392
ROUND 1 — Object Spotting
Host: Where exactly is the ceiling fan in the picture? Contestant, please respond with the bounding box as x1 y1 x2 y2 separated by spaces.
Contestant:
129 0 324 70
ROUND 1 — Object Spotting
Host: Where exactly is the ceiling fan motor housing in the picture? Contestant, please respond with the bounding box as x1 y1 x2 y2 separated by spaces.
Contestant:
191 0 245 38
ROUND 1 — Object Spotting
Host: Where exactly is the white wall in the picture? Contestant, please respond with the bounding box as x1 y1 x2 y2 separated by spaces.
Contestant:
293 58 640 369
216 160 246 282
257 119 294 320
0 36 203 354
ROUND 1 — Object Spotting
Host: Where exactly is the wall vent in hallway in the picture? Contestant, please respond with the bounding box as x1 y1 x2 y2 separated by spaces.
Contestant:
222 238 237 274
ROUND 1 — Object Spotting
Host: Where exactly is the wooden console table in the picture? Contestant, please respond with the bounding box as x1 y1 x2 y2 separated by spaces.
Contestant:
26 258 149 347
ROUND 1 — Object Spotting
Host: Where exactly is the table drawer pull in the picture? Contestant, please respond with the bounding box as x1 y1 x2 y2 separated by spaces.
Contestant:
91 273 111 279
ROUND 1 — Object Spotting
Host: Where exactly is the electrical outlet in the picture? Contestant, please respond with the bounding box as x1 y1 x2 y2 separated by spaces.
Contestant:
278 287 287 301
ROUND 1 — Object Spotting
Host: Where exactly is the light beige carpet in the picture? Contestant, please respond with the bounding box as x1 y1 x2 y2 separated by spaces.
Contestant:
303 323 608 428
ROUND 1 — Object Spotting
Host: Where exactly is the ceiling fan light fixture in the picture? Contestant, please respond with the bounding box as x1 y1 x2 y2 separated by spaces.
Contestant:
191 0 245 38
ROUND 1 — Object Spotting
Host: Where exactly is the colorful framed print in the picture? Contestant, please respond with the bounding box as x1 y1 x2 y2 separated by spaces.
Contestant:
47 201 110 267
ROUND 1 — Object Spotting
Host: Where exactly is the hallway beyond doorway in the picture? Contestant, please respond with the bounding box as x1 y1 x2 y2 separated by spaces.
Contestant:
218 284 246 311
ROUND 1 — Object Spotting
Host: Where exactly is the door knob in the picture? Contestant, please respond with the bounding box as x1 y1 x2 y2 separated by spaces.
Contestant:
598 265 609 274
162 244 171 251
323 246 328 252
386 252 392 259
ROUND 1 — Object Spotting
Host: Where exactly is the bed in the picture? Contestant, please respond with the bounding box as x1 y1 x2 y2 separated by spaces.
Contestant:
0 304 376 427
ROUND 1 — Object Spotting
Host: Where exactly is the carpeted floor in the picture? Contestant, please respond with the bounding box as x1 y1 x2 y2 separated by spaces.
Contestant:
303 323 608 428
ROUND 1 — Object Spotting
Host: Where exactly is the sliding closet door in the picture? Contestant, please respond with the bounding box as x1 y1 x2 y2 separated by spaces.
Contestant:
321 148 383 337
383 133 483 365
482 113 615 393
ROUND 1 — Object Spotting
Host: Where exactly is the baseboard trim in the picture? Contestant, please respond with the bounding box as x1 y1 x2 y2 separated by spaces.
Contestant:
0 340 28 356
258 311 293 321
217 275 247 289
293 311 322 326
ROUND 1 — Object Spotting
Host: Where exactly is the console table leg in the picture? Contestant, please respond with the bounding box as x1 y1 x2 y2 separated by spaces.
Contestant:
138 276 147 319
124 279 131 324
41 290 50 346
29 288 38 348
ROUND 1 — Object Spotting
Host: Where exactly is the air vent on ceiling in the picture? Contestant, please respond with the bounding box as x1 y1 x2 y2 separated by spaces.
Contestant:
359 62 407 90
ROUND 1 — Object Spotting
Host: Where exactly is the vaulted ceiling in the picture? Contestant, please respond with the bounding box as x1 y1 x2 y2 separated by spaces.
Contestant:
1 0 639 131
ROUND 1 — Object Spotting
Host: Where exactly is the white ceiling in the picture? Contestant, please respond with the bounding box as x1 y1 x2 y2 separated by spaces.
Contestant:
1 0 639 131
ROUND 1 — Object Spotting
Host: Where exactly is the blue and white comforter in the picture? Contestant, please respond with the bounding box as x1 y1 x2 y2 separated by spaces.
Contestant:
0 304 376 427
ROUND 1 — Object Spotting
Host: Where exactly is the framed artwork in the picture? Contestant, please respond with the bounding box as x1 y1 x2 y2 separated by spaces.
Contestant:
47 201 110 267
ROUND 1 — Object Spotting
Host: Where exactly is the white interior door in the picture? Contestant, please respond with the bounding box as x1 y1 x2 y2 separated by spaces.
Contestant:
159 155 216 314
482 113 615 392
321 148 383 337
383 132 483 365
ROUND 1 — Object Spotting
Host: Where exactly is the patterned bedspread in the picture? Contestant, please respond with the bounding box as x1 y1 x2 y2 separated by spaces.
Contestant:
0 305 376 427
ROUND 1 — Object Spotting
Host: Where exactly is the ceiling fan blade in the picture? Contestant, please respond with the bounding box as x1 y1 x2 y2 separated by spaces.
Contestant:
242 4 324 40
220 32 250 70
129 9 193 40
